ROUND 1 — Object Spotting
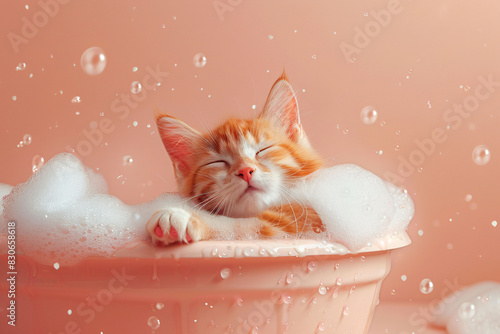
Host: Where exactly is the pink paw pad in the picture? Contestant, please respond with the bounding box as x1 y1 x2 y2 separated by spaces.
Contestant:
154 226 193 243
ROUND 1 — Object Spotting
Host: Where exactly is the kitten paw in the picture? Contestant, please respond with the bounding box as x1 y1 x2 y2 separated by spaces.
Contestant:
146 208 205 245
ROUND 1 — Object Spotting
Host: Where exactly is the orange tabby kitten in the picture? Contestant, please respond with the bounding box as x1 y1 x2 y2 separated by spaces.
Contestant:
147 72 325 244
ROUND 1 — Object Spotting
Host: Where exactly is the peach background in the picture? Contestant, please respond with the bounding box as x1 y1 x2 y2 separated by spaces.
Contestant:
1 0 499 303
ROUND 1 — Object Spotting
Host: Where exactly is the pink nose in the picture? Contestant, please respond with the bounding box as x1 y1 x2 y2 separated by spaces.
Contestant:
237 167 255 184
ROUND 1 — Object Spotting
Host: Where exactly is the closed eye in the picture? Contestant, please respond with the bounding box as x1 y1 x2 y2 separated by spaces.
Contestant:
204 160 229 168
256 145 274 156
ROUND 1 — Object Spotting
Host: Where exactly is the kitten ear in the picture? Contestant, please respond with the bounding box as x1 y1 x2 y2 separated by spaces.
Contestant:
155 110 202 177
259 71 305 143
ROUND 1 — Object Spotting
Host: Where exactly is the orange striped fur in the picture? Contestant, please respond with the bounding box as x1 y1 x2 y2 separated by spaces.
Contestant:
156 72 324 238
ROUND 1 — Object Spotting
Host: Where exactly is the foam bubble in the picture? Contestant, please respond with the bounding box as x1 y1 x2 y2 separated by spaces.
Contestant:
0 154 263 265
432 281 500 333
0 154 413 265
291 164 414 250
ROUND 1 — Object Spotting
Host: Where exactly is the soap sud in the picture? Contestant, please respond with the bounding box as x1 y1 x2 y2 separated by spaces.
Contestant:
291 164 414 250
0 153 414 265
432 281 500 333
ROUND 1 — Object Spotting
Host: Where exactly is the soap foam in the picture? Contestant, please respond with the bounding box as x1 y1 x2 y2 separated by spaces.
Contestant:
0 153 413 265
432 281 500 334
291 164 414 250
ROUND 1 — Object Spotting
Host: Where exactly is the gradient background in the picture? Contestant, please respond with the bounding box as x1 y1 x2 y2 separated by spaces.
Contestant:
1 0 499 305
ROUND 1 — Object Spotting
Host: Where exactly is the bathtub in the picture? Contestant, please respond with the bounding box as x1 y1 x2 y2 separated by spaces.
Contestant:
0 233 410 334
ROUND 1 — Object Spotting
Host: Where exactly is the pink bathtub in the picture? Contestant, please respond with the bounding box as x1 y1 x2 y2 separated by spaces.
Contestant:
1 234 410 334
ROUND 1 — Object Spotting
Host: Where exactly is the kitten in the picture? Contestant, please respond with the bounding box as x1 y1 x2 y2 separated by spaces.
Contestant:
147 72 325 245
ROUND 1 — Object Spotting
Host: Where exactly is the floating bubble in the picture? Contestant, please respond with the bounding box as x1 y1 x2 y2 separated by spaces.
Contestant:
32 155 45 173
401 275 407 281
81 47 107 76
71 96 81 104
132 121 138 127
492 220 498 227
193 53 207 68
23 134 32 145
220 268 231 279
472 145 491 166
360 106 378 125
67 309 72 315
419 278 434 294
16 62 26 71
122 155 134 166
130 81 142 94
458 302 475 319
12 96 17 101
465 194 472 202
147 316 160 330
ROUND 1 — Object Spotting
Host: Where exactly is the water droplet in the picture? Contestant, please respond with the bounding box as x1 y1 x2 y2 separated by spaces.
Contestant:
334 263 340 270
360 256 366 261
418 230 424 236
419 278 434 294
401 275 407 282
236 298 244 306
32 155 45 173
342 306 350 316
395 145 400 151
12 96 17 101
22 134 32 145
318 284 327 295
492 220 498 227
81 47 107 75
285 273 294 284
472 145 491 165
133 121 138 127
220 268 231 279
132 66 138 72
130 81 142 94
465 194 472 202
147 316 160 330
281 294 291 304
360 106 378 125
307 261 316 272
243 247 254 256
122 155 134 166
342 129 349 135
252 104 256 110
458 302 475 319
193 53 207 68
391 289 396 295
67 309 72 315
335 277 342 286
71 96 81 104
268 35 274 40
317 322 326 331
53 262 60 270
16 62 26 71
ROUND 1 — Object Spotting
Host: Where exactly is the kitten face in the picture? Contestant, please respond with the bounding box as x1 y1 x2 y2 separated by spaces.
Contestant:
156 73 323 218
